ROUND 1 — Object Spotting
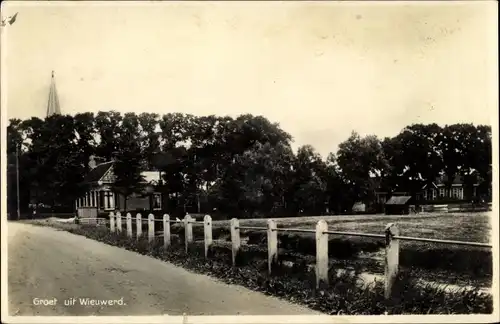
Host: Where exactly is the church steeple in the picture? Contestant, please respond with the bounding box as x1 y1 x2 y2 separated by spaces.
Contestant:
46 70 61 117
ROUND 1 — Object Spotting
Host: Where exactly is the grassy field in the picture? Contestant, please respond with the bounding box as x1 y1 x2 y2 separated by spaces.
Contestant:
199 212 492 288
211 212 492 243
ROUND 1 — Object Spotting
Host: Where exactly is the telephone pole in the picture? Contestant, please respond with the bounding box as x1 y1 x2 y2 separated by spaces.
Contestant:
16 144 20 220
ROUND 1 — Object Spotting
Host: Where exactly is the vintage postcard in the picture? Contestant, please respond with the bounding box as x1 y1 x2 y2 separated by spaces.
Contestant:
1 1 498 323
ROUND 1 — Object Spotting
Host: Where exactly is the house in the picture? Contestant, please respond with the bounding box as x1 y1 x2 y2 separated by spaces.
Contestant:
75 157 163 213
421 174 479 202
375 172 480 206
384 196 414 215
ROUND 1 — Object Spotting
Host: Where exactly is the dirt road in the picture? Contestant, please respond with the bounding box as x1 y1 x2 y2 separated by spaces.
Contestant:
7 222 321 316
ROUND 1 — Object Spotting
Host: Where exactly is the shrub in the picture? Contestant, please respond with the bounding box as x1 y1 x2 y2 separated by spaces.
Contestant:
400 247 492 279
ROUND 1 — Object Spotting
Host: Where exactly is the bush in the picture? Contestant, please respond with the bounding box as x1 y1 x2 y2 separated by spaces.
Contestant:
400 247 492 278
41 222 493 315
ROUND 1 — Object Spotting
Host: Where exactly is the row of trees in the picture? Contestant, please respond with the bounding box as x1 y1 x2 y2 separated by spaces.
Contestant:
6 112 492 218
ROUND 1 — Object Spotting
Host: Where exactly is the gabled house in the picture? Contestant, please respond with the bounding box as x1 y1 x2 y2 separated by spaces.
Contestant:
421 173 479 202
75 157 163 213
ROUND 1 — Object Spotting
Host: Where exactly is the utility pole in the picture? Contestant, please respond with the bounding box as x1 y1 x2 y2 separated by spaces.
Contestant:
16 144 20 220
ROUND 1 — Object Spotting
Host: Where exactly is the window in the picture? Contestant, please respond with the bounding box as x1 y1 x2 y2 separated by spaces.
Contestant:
153 193 162 210
91 191 96 206
103 191 115 210
459 187 464 200
432 189 437 200
99 191 105 209
423 190 428 200
439 188 445 198
451 188 459 199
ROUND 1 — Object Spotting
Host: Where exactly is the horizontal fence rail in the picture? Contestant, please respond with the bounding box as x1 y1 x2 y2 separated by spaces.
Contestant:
324 230 386 239
85 212 493 301
393 235 493 248
237 226 267 231
275 228 316 234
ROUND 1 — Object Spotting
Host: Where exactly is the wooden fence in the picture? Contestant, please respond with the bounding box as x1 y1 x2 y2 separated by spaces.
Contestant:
90 212 492 300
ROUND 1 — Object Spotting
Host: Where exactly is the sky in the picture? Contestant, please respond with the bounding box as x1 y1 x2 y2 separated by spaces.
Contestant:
1 1 498 158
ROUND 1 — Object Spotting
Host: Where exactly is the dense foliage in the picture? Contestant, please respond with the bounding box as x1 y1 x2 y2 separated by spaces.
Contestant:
6 112 492 218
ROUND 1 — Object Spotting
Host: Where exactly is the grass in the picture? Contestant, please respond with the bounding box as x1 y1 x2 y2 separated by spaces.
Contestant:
211 212 492 243
19 221 493 315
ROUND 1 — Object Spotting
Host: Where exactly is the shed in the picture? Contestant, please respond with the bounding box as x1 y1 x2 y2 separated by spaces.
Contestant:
384 196 413 215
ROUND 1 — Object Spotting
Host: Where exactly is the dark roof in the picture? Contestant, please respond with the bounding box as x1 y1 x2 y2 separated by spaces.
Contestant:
435 174 464 185
84 161 113 183
385 196 412 205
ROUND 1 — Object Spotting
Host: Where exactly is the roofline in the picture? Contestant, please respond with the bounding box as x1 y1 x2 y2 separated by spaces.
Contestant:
98 164 115 183
93 160 114 168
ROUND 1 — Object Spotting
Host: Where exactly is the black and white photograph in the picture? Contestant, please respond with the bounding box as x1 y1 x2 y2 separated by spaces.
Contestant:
1 1 498 322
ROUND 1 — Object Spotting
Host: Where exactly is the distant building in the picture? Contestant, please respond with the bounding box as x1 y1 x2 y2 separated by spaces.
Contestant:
421 174 479 201
351 201 366 213
75 157 163 213
384 196 414 215
374 173 480 207
46 71 61 117
28 71 63 209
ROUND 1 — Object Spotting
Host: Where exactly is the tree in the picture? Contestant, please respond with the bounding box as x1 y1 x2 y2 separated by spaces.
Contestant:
391 124 443 197
336 132 387 207
138 112 161 169
474 125 492 200
112 113 145 212
436 124 474 197
290 145 327 215
73 112 97 174
323 153 354 214
94 111 123 162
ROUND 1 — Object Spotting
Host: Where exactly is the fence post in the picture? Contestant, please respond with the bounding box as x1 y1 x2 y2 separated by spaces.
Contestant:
315 220 329 288
163 214 171 248
148 214 155 243
184 214 193 253
204 215 213 258
126 213 132 238
384 223 400 299
109 212 115 233
116 212 122 233
136 213 142 239
267 219 278 275
230 218 240 267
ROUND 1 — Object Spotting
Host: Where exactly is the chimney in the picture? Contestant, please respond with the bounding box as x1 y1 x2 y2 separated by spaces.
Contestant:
88 155 97 170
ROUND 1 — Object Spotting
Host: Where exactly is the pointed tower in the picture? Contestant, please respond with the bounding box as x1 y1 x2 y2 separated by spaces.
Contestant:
46 70 61 117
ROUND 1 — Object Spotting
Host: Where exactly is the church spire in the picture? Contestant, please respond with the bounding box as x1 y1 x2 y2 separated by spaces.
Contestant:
46 70 61 117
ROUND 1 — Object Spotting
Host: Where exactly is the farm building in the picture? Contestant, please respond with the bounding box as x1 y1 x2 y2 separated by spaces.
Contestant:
75 156 163 213
384 196 414 215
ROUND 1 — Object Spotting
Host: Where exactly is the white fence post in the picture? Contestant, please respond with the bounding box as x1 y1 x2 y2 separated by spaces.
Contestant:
148 214 155 243
136 213 142 239
126 213 132 238
184 214 193 253
204 215 213 258
163 214 171 248
230 218 240 267
315 220 329 288
385 223 400 299
116 212 122 233
267 219 278 275
109 212 115 233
